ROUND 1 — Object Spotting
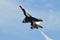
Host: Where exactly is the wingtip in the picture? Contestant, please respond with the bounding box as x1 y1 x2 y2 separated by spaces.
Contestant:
19 5 22 8
40 19 43 22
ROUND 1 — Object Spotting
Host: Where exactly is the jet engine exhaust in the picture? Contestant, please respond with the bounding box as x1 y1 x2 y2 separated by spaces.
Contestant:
39 29 53 40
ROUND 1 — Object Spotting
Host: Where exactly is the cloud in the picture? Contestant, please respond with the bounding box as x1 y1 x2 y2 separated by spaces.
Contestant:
45 9 60 31
0 0 15 9
0 0 17 24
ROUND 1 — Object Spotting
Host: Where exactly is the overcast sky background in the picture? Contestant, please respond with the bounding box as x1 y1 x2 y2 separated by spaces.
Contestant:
0 0 60 40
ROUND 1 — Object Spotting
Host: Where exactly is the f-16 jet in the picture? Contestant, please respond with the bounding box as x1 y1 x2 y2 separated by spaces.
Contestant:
19 5 43 29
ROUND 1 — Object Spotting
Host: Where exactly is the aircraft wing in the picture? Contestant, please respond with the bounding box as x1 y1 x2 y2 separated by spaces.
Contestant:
32 17 43 22
19 5 31 17
31 22 43 29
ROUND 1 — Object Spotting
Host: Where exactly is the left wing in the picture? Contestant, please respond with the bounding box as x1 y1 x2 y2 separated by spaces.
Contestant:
19 5 31 17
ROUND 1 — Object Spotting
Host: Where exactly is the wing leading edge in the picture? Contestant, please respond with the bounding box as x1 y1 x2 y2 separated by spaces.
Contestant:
19 5 31 17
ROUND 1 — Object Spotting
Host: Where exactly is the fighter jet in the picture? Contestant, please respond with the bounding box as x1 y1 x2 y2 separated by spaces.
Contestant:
19 5 43 29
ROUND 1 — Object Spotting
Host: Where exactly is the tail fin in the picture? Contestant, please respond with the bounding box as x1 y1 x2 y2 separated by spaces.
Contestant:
22 17 30 23
39 25 43 28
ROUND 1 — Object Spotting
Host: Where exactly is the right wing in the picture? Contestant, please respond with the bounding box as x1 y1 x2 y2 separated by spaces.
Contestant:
19 5 31 17
32 17 43 22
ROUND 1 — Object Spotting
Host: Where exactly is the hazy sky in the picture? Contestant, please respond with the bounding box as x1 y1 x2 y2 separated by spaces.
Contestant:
0 0 60 40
